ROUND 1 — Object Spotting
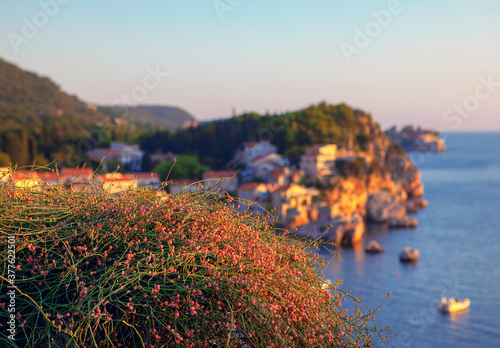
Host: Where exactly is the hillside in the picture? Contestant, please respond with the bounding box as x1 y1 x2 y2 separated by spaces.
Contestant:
0 58 148 167
140 102 398 169
0 58 97 118
99 105 197 131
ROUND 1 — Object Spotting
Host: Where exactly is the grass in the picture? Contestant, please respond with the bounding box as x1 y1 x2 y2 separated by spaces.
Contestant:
0 168 390 347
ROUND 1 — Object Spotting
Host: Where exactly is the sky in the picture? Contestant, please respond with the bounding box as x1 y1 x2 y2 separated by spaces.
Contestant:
0 0 499 131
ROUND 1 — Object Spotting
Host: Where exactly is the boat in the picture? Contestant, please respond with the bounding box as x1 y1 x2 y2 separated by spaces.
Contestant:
437 297 470 313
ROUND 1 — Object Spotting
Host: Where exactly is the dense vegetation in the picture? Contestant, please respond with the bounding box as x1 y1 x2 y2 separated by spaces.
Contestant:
0 58 149 167
155 155 210 181
0 175 389 347
140 102 382 169
0 58 193 168
99 105 196 131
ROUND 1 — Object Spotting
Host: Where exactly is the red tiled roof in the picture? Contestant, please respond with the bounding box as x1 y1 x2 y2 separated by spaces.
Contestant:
203 171 236 179
98 174 134 182
91 149 124 156
11 174 36 181
60 168 93 177
239 182 261 191
250 153 280 164
275 184 291 192
37 172 58 180
250 154 265 162
14 170 38 177
244 142 258 148
305 145 322 154
269 167 285 178
10 170 38 180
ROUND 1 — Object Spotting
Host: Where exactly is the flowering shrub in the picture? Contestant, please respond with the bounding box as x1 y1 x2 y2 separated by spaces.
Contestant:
0 174 389 347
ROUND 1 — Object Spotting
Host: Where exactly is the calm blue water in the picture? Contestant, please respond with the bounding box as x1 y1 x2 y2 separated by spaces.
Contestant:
317 132 500 347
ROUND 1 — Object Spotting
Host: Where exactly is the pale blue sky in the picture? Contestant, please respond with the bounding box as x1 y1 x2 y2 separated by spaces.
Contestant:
1 0 499 130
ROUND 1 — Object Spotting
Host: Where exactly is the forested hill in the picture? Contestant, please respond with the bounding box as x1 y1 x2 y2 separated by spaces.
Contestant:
98 105 197 131
0 58 135 167
0 58 99 119
0 57 399 172
0 58 193 167
139 102 396 170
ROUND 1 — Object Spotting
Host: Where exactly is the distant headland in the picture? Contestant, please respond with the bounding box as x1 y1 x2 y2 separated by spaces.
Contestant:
386 125 447 153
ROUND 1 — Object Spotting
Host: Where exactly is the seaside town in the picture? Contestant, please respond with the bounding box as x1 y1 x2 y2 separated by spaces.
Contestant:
2 2 499 346
1 122 442 247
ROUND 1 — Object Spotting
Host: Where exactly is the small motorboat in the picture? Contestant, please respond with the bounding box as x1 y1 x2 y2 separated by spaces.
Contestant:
437 297 470 313
399 247 419 263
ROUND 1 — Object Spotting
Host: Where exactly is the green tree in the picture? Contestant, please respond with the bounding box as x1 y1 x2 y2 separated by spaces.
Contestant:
32 153 50 167
154 155 210 181
141 152 152 172
0 152 11 166
6 130 29 166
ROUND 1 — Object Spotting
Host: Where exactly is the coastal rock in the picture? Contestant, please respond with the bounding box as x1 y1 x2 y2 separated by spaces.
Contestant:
390 182 408 202
404 198 428 213
399 247 419 263
329 212 365 246
366 240 384 254
366 190 419 228
387 215 418 229
294 212 365 246
366 190 406 222
386 153 423 199
286 210 310 230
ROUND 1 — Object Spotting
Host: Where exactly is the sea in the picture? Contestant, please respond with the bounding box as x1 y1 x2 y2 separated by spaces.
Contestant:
316 132 500 347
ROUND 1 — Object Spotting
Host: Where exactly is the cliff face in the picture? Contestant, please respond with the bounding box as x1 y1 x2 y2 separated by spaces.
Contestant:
324 174 391 217
325 122 424 215
292 120 427 244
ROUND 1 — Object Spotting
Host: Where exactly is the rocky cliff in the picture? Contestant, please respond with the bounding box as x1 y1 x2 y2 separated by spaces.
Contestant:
293 120 428 245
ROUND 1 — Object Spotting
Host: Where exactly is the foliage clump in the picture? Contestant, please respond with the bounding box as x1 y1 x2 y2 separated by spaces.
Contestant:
0 175 388 347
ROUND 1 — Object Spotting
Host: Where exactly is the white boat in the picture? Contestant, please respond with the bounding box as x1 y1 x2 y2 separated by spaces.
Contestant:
437 297 470 313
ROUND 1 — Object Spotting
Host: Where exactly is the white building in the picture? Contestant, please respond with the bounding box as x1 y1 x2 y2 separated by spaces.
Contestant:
300 144 338 184
236 141 277 164
202 171 238 193
88 142 144 172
